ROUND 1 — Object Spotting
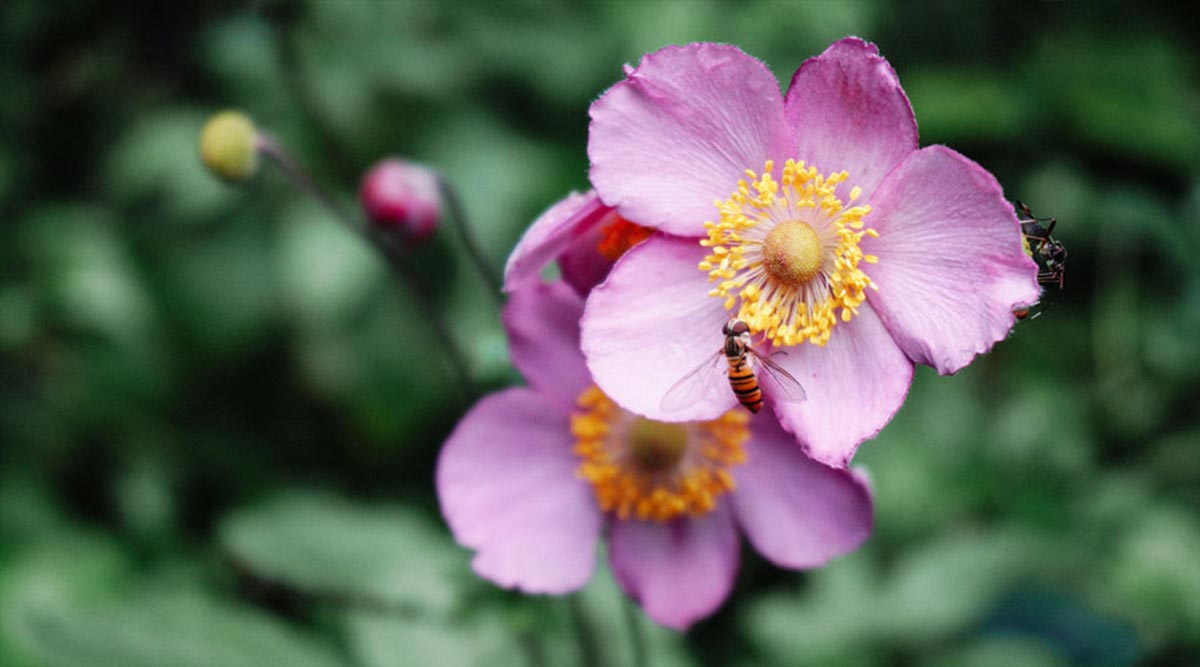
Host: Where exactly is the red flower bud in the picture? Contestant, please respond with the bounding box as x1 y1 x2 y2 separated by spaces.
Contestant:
359 159 442 248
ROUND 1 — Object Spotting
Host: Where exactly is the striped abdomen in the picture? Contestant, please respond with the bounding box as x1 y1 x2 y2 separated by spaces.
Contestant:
726 353 763 413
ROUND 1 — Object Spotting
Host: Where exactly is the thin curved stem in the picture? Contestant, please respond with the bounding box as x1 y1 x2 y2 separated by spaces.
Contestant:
256 134 475 398
256 134 360 234
387 259 474 399
437 175 504 304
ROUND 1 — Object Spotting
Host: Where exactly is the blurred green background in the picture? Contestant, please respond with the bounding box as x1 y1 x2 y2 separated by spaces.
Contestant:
2 1 1198 665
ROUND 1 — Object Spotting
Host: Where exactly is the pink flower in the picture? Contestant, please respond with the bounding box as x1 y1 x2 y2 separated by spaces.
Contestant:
437 280 872 630
579 38 1040 467
503 191 652 296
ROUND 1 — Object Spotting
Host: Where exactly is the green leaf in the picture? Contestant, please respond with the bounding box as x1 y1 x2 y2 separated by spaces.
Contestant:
927 636 1069 667
155 214 281 357
1100 505 1200 646
345 610 524 667
0 536 127 666
218 492 467 615
197 15 288 109
875 531 1030 644
742 552 882 667
20 204 156 345
274 202 385 332
104 108 241 223
12 586 347 667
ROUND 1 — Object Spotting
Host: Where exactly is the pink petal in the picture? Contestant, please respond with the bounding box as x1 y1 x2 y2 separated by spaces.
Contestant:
732 416 873 569
557 220 618 297
437 388 602 594
769 304 913 467
588 43 793 237
580 235 736 423
503 191 616 292
502 280 591 405
608 504 740 631
861 145 1040 374
784 36 918 201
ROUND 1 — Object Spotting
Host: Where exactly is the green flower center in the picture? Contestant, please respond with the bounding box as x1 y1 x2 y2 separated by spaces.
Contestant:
628 419 688 472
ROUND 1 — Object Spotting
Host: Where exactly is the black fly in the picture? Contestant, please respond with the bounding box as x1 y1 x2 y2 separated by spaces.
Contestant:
1013 201 1067 320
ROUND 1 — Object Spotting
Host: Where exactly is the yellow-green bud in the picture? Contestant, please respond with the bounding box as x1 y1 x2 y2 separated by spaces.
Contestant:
199 111 259 182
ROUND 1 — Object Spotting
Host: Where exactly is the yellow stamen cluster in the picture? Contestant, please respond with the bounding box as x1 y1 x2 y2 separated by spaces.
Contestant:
699 159 879 347
571 386 749 522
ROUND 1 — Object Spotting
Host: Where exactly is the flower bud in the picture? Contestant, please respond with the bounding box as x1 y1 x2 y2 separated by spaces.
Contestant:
199 111 259 182
359 159 442 248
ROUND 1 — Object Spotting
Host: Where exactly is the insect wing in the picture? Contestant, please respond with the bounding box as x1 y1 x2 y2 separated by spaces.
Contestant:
660 351 728 413
747 348 808 403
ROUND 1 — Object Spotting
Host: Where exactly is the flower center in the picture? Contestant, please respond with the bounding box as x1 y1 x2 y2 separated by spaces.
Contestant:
762 220 822 286
628 419 688 471
597 217 654 261
571 385 748 522
699 159 879 347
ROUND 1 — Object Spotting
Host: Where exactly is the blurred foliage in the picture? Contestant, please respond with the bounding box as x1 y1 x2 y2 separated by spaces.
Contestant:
2 1 1198 665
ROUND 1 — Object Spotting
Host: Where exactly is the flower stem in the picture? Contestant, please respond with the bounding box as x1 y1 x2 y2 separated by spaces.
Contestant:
621 595 649 667
256 134 359 233
518 629 549 667
256 134 475 398
437 176 504 304
387 259 475 398
568 594 604 667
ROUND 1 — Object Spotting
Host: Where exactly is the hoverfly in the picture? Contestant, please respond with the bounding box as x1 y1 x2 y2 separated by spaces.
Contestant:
660 320 807 414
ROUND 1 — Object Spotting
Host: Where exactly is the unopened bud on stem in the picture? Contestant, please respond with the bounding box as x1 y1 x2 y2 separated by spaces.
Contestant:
359 159 442 249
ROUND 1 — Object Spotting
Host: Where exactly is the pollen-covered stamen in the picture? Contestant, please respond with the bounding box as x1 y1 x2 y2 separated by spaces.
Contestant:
571 385 748 522
699 159 879 347
597 216 654 261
